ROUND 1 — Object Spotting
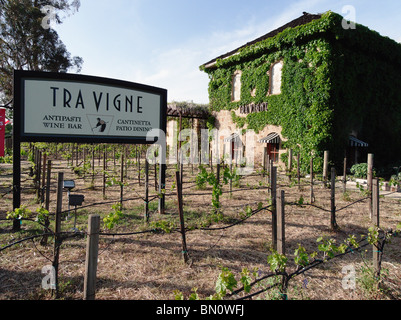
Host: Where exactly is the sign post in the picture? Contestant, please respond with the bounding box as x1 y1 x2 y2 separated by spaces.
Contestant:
13 70 167 229
0 108 5 157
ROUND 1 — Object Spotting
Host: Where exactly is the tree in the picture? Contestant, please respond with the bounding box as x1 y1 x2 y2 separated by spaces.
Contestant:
0 0 83 104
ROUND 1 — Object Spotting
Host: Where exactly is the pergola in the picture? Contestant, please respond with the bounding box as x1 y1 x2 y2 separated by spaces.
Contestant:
167 102 210 120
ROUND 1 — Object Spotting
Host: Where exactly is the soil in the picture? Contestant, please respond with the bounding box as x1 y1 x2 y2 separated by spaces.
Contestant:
0 157 400 301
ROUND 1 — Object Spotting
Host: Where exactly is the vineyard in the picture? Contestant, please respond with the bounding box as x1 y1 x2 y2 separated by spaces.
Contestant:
0 143 400 300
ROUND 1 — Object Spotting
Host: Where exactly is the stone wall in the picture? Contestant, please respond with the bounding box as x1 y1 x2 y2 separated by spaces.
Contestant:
214 109 286 169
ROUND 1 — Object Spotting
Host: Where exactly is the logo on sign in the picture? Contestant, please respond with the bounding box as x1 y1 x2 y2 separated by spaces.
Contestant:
87 115 114 135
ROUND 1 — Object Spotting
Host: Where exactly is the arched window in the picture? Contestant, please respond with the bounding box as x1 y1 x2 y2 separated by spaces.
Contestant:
232 71 242 102
270 61 283 95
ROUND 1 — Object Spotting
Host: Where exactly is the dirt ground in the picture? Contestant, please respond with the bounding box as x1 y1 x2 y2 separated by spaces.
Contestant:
0 156 400 301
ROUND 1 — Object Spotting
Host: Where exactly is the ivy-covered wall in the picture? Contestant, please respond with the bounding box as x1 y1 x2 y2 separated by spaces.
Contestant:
329 21 401 172
201 11 401 173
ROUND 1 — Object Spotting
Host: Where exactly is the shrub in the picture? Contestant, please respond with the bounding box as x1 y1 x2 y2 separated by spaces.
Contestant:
350 163 368 179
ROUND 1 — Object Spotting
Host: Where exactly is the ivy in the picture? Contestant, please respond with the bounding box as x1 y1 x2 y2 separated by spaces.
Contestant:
201 11 401 171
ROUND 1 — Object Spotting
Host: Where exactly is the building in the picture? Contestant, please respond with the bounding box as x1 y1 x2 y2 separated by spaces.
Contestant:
200 11 401 174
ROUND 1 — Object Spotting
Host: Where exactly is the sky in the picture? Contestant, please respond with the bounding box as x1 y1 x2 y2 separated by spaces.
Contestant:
53 0 401 104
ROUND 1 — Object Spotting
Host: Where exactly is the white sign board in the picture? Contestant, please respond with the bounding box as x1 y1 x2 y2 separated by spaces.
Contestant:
14 71 167 144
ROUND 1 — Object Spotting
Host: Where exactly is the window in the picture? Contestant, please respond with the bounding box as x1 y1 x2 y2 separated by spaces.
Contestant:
232 71 242 101
270 61 283 95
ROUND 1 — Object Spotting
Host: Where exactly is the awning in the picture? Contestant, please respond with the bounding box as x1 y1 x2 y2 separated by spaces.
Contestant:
258 132 281 144
349 136 369 147
224 133 242 143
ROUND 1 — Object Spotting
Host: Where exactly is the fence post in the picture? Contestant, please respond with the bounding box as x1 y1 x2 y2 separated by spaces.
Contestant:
310 156 314 203
36 150 42 202
45 160 52 212
372 178 380 280
120 153 124 208
297 153 301 190
75 143 78 166
271 167 277 251
229 163 233 198
266 154 271 180
262 147 267 177
154 160 158 191
103 149 106 198
83 147 86 177
144 159 149 223
323 151 329 188
343 157 347 193
330 167 339 231
84 214 100 300
216 163 220 186
41 153 47 204
368 154 374 219
92 146 95 185
41 160 52 246
175 171 189 264
137 146 141 186
288 149 293 182
277 190 285 255
52 172 63 298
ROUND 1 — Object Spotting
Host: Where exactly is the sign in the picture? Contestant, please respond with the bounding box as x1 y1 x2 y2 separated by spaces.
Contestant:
12 71 168 228
13 70 167 144
0 108 5 157
239 102 268 115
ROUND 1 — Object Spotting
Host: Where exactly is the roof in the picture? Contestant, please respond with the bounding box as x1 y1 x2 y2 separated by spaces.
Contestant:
201 12 322 69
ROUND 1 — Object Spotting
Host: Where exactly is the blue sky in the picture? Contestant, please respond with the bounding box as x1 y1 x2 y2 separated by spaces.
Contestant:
54 0 401 104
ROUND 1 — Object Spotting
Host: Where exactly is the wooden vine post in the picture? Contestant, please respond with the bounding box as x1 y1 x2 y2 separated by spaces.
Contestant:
297 153 301 189
323 151 329 188
103 149 106 198
229 163 233 198
343 156 347 193
287 149 292 182
372 178 380 280
330 167 339 231
144 159 149 223
310 156 314 203
271 166 277 251
41 160 52 246
35 149 42 202
92 146 95 185
263 147 268 177
45 160 52 211
367 154 374 219
216 163 220 186
137 146 141 186
52 172 63 298
41 153 47 204
277 189 287 300
277 190 285 255
120 153 124 208
154 151 158 191
84 214 100 300
175 171 189 264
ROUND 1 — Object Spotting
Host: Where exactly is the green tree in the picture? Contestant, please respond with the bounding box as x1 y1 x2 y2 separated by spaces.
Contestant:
0 0 83 103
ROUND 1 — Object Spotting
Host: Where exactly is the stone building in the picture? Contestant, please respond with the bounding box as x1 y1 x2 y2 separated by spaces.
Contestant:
200 11 401 173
